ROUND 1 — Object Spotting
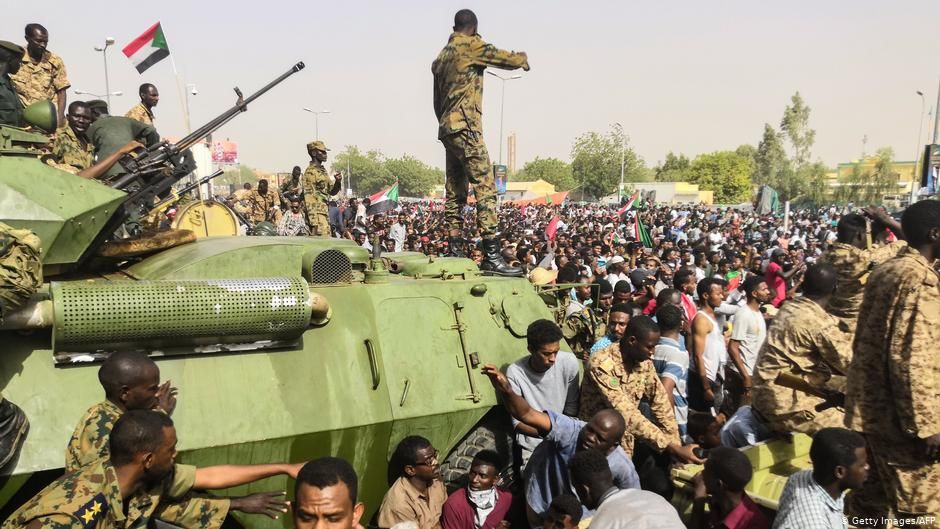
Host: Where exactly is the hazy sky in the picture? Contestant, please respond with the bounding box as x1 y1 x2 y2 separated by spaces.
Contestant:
6 0 940 175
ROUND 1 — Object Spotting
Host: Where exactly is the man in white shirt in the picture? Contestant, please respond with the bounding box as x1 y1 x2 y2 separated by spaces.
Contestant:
725 276 770 414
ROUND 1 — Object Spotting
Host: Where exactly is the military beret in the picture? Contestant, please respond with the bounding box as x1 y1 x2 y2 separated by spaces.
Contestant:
86 99 109 112
306 140 330 152
0 40 25 56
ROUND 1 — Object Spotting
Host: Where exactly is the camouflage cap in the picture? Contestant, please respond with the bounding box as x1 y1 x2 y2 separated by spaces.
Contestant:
0 40 25 56
307 140 330 152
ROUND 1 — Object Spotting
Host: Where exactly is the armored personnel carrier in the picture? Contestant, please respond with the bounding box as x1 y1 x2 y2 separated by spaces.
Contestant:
0 64 550 528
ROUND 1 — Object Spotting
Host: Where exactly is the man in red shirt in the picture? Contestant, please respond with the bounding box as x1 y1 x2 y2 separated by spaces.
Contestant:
690 447 769 529
441 450 512 529
765 249 803 307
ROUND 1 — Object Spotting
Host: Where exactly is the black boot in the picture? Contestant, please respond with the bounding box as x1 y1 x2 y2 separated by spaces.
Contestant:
0 399 29 469
480 238 524 277
448 237 466 258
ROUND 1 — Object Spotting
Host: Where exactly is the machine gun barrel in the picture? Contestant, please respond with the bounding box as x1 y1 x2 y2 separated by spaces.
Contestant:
110 61 305 191
147 169 225 213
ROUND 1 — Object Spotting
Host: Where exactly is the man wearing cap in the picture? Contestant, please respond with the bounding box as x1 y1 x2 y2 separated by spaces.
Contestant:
10 24 69 126
432 9 529 276
303 141 342 236
0 41 25 127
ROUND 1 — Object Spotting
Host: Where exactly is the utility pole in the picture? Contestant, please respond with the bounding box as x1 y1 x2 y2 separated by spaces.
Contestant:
933 77 940 144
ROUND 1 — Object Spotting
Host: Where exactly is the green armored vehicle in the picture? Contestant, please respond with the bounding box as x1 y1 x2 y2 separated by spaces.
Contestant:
0 64 551 528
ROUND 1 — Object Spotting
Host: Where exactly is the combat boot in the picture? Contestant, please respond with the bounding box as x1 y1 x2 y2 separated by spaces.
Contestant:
0 399 29 468
480 238 524 277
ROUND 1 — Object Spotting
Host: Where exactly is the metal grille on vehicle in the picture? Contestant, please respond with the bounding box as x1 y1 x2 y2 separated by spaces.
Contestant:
309 249 353 285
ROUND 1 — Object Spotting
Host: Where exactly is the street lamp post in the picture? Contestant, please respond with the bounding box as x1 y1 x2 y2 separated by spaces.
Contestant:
302 108 331 140
613 122 625 201
485 71 522 165
912 91 927 203
75 89 123 99
184 84 198 133
93 37 116 109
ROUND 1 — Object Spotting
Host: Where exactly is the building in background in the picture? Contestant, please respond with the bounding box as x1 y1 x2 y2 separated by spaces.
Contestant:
607 182 713 205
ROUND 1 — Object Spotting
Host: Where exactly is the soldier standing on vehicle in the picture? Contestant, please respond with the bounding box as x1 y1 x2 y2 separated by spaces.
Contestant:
0 41 25 127
845 200 940 524
303 141 342 237
0 222 42 468
125 83 158 125
10 24 69 125
432 9 529 275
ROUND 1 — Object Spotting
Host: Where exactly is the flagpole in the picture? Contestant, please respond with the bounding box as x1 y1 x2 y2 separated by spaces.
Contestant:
159 21 190 134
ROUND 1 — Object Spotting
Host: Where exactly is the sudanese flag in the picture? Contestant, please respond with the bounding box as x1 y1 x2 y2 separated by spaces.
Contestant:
123 22 170 74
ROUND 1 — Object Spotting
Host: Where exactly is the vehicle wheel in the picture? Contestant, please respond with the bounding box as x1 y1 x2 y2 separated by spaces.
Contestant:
440 407 516 492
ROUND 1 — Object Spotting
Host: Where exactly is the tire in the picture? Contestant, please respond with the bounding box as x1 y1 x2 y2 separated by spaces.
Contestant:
440 407 516 493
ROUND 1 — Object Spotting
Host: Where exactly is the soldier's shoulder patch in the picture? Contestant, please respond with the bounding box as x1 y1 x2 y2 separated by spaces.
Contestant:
73 492 109 529
609 377 621 388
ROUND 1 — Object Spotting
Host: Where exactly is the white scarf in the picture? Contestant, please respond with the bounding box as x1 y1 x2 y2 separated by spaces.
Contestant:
467 488 498 529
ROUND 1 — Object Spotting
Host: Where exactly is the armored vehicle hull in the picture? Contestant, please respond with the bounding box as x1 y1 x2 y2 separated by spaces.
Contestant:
0 235 552 528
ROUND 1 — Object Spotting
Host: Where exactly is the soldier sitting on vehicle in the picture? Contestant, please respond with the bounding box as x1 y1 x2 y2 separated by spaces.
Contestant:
84 99 160 182
378 436 448 529
65 351 290 528
3 410 303 529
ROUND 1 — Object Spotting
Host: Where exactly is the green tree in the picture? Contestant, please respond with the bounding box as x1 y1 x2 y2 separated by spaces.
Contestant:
735 144 758 181
686 151 752 203
835 148 898 205
654 152 691 182
514 157 576 190
755 124 790 188
780 92 816 167
384 155 442 197
332 146 393 196
570 127 647 199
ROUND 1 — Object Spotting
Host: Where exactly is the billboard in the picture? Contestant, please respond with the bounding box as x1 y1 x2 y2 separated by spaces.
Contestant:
494 164 507 195
211 141 239 164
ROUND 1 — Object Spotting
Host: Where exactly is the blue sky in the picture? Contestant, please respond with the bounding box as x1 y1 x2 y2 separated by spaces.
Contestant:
6 0 940 174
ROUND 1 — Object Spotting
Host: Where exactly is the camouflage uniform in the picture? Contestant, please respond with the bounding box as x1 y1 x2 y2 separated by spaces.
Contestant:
562 300 600 361
303 161 332 236
0 73 24 126
751 296 852 436
124 102 154 125
65 400 230 529
247 189 283 225
579 343 679 456
819 240 905 326
10 49 69 112
845 246 940 521
48 124 93 174
1 458 225 529
432 32 528 237
0 222 42 321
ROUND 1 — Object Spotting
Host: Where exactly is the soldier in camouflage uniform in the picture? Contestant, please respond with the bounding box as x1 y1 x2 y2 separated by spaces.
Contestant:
432 9 528 275
63 352 292 529
124 83 158 125
818 210 905 329
562 275 601 361
10 24 69 125
5 410 301 529
281 165 304 202
0 41 25 127
579 316 701 466
247 179 284 225
303 141 341 236
47 101 94 174
0 222 42 467
845 200 940 524
751 264 853 436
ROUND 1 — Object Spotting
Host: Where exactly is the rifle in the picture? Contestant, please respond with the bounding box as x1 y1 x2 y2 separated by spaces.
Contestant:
773 372 845 412
81 62 305 263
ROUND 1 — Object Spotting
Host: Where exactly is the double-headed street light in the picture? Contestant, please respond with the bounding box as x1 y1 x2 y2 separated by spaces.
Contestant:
75 89 123 98
302 108 331 140
485 71 522 165
92 37 116 109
